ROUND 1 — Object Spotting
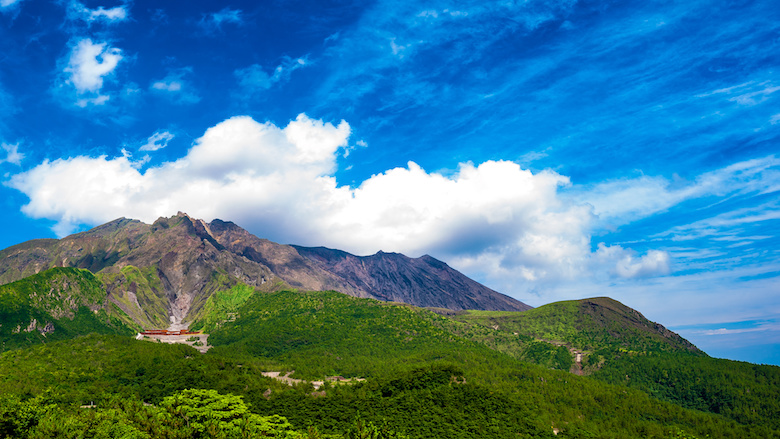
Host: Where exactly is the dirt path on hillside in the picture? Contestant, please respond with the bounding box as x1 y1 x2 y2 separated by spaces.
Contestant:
261 371 365 390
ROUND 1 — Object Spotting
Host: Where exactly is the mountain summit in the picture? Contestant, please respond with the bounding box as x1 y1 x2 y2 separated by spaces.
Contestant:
0 213 530 328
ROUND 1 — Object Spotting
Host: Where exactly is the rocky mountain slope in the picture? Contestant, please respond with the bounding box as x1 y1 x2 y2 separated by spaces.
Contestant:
0 213 530 329
292 245 531 311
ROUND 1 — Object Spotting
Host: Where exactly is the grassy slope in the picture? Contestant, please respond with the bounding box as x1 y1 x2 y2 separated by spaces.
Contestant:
0 267 135 352
188 283 256 332
453 297 699 353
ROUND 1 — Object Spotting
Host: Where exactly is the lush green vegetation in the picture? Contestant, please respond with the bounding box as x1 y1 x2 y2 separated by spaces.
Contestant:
449 297 703 374
0 268 134 352
440 297 780 430
98 265 170 329
0 333 768 438
190 283 256 332
0 284 778 437
453 297 700 354
0 388 325 438
0 333 299 405
208 290 509 380
205 290 775 438
426 311 574 371
593 352 780 430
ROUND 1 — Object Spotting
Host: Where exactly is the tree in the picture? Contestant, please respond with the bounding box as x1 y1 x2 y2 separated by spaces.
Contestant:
160 388 302 439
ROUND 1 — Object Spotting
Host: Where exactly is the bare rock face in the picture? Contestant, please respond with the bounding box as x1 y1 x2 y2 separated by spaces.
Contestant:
0 213 532 328
41 321 55 335
291 247 532 312
24 319 38 333
209 219 530 311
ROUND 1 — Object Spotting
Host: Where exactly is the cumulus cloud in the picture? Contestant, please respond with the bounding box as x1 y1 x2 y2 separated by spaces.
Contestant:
60 38 123 107
66 1 128 24
0 143 24 165
7 114 599 287
150 68 200 104
8 114 780 303
595 244 671 279
139 131 174 152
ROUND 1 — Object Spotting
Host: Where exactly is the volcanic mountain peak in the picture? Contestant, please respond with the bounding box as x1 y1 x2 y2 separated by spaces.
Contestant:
0 213 531 328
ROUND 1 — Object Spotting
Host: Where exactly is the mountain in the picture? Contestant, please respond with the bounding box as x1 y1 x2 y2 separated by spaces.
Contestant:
291 245 531 311
0 257 777 436
0 213 529 329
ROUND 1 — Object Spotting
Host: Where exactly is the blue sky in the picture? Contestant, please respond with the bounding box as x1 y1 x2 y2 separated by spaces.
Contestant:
1 0 778 365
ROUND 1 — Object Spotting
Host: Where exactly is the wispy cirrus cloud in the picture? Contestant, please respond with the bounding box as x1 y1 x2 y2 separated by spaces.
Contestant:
149 68 200 105
234 57 309 98
0 143 23 166
0 0 23 10
66 0 129 24
139 130 174 152
199 7 243 33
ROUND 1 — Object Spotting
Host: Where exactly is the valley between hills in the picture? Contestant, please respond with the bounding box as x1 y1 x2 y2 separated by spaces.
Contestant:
0 213 778 438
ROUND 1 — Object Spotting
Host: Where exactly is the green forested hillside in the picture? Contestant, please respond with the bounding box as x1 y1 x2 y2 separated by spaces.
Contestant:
205 290 774 438
0 288 777 438
450 297 700 355
593 352 780 430
437 297 780 431
0 267 134 352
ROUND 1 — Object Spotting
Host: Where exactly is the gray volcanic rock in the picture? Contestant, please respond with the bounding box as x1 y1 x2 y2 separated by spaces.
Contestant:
0 213 532 328
0 214 283 328
291 246 532 312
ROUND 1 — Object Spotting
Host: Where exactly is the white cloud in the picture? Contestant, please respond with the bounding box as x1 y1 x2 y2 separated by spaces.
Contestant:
7 115 778 311
140 131 174 152
199 8 242 32
234 57 308 96
67 1 128 23
149 69 200 104
75 94 110 108
700 326 775 336
7 114 597 287
697 80 780 107
60 38 122 106
572 155 780 229
8 154 147 237
0 0 22 8
0 143 24 165
595 244 671 279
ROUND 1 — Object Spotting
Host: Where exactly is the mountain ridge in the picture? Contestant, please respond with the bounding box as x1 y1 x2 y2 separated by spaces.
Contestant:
0 213 531 329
